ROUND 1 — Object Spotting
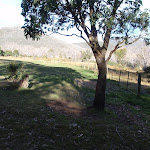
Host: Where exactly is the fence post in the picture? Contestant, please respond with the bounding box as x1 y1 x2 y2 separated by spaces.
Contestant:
127 71 129 89
138 73 141 97
107 67 109 79
119 70 121 83
84 63 85 69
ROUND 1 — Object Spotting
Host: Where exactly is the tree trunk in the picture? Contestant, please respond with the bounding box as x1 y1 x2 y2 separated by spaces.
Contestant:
88 29 108 110
93 53 107 110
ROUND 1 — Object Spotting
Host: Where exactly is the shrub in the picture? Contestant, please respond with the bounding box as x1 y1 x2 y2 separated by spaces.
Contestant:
6 62 24 81
80 50 92 62
143 66 150 73
114 48 127 64
2 50 20 57
0 50 5 56
4 50 13 56
13 50 19 57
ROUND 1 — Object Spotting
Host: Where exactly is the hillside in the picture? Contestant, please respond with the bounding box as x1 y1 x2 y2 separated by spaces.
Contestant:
73 40 116 51
74 39 150 67
0 27 86 59
0 27 150 67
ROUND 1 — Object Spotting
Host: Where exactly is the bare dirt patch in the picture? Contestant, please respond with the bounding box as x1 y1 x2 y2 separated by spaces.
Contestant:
47 99 86 116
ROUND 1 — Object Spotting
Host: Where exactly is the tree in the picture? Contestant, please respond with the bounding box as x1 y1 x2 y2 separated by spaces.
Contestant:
114 48 127 64
80 50 93 62
21 0 150 110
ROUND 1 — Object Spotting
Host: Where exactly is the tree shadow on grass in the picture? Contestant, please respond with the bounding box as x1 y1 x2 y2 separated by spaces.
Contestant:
0 58 89 116
1 58 149 118
0 59 150 150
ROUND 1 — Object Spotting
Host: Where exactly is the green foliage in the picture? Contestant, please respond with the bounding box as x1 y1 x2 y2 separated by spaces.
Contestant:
13 50 19 57
114 48 127 64
21 0 149 42
80 50 92 62
6 62 25 81
2 50 20 57
48 49 54 53
4 50 13 56
0 50 5 56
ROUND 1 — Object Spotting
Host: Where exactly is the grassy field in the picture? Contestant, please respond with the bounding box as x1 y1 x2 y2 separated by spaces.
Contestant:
0 57 150 150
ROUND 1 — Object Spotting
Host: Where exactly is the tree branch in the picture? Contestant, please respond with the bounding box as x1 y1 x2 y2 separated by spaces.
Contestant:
106 35 141 62
106 40 125 62
52 29 91 47
65 0 89 39
103 0 123 50
78 6 90 38
128 36 141 45
75 25 91 47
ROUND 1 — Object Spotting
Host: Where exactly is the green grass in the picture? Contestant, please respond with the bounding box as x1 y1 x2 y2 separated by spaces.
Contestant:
107 90 150 114
0 57 150 150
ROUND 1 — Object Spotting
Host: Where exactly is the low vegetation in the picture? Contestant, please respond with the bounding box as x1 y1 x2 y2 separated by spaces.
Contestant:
6 62 24 80
0 57 150 149
80 50 93 62
0 49 20 57
114 48 127 65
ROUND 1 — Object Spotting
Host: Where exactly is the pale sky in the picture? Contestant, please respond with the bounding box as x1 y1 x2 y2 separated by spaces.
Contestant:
0 0 149 43
0 0 24 28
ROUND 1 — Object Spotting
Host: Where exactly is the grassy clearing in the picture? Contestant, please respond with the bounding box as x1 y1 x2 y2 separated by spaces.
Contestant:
0 57 150 150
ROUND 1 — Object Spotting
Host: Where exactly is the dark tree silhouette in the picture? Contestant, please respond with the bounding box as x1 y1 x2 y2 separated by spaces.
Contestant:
21 0 150 110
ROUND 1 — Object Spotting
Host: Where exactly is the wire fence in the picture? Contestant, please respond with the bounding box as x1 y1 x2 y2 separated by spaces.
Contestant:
107 68 150 96
62 61 150 96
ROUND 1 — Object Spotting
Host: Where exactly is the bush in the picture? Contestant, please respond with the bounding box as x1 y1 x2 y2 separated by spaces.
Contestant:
0 50 5 56
13 50 19 57
2 50 20 57
143 66 150 73
4 50 13 56
6 62 24 81
80 50 92 62
114 48 127 64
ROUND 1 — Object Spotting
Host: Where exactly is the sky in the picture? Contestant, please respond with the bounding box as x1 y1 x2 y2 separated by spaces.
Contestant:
0 0 24 28
0 0 149 43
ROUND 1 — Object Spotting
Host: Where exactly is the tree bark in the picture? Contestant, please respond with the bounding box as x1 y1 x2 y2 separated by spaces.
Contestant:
92 49 107 110
89 26 107 110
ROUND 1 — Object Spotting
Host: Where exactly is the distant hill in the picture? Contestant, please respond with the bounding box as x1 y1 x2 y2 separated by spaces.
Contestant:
74 38 150 67
0 27 149 67
73 40 116 51
0 27 86 59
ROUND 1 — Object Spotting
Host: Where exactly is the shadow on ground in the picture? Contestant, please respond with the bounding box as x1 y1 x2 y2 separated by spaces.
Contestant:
1 58 150 150
0 58 89 116
0 58 150 117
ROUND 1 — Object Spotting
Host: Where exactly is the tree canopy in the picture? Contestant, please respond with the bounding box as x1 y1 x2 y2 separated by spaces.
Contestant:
21 0 150 110
22 0 149 44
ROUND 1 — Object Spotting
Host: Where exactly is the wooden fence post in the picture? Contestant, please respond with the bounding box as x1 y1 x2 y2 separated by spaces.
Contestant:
107 67 109 79
84 63 85 69
119 70 121 83
127 71 129 89
138 73 141 97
